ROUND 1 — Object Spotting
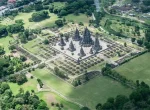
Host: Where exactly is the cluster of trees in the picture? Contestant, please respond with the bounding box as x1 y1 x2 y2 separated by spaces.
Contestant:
49 0 95 16
0 25 7 38
132 0 140 3
18 29 40 43
0 20 24 37
144 29 150 50
0 57 14 78
143 0 150 6
0 82 48 110
0 0 7 6
102 0 116 8
30 11 49 22
0 55 29 79
8 74 27 85
95 81 150 110
37 78 43 88
7 23 24 34
19 29 32 43
15 0 36 7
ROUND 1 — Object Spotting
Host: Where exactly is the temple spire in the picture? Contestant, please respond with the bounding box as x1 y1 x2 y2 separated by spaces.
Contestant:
78 46 86 57
59 37 66 46
92 37 102 53
81 27 93 47
68 41 76 52
73 28 80 41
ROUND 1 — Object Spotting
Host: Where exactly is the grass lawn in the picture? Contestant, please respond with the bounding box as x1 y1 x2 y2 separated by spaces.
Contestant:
1 11 58 29
65 14 90 25
115 52 150 85
37 92 80 110
0 36 14 54
31 68 132 109
8 78 38 95
87 62 106 72
51 2 66 9
23 38 41 54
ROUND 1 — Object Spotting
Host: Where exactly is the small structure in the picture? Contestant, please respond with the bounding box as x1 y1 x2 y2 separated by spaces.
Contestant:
89 48 93 54
78 47 86 57
59 37 66 46
92 37 102 53
68 41 76 52
73 28 81 41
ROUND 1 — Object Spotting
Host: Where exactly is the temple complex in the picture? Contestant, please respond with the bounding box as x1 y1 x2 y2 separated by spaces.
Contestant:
53 27 107 61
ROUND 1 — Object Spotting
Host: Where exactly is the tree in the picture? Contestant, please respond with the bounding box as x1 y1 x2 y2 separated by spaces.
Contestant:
131 38 136 43
0 46 5 55
0 25 8 38
115 95 129 109
55 19 64 27
80 107 90 110
34 3 43 11
7 23 24 33
20 55 27 62
143 0 150 6
96 103 102 110
59 10 67 16
43 39 49 45
137 40 143 46
31 11 49 22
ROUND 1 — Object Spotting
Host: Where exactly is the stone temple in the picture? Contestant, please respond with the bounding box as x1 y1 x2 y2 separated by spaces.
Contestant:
53 27 108 61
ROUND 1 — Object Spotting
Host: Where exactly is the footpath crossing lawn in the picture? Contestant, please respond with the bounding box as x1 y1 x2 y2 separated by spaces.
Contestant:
31 68 132 109
115 52 150 85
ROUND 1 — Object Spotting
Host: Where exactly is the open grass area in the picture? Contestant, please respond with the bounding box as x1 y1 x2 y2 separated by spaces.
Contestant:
65 14 90 25
115 52 150 85
87 62 106 72
51 2 66 10
8 78 38 95
31 68 132 109
0 36 14 54
23 38 41 54
37 92 80 110
1 11 58 29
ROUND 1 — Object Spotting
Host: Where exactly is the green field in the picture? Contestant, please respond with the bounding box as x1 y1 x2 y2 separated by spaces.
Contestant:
23 38 41 54
0 36 14 54
8 77 38 95
37 92 80 110
1 11 58 29
31 68 132 109
65 14 90 25
115 53 150 85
